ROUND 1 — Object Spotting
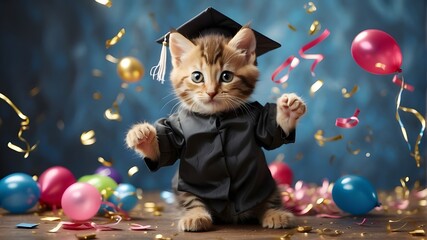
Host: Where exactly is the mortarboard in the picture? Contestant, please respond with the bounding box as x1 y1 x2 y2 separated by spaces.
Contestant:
150 7 281 84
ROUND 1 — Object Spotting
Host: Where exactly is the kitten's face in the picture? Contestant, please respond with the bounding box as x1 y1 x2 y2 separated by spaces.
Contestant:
168 28 259 115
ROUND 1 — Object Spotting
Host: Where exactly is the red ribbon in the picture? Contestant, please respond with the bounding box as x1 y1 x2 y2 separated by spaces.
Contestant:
392 75 414 92
298 29 331 76
335 108 360 128
271 55 300 84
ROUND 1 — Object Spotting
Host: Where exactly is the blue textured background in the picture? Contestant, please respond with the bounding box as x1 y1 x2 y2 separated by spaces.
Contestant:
0 0 426 191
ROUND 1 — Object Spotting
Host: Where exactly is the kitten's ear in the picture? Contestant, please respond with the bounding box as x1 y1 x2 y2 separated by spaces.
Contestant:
228 27 256 61
169 32 195 67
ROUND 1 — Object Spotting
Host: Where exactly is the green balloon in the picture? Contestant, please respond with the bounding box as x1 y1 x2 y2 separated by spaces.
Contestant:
78 174 117 199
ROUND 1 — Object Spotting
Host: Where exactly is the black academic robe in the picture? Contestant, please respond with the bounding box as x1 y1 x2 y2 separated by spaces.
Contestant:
144 101 295 214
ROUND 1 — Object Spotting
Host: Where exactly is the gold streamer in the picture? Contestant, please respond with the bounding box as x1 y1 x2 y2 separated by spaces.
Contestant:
341 85 359 98
98 157 113 167
395 77 425 167
105 28 125 49
0 93 37 158
314 130 343 146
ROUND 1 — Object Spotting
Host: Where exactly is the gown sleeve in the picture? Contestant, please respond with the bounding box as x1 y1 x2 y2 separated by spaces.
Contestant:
144 115 184 171
254 102 296 150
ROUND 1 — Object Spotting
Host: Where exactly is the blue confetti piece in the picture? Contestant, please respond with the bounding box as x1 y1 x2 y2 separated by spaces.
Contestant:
16 223 39 229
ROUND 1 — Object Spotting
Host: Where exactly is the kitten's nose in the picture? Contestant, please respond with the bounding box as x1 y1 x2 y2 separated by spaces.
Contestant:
207 91 217 99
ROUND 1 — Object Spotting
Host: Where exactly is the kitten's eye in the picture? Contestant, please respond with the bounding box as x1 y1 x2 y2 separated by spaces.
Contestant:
191 71 204 83
220 71 234 83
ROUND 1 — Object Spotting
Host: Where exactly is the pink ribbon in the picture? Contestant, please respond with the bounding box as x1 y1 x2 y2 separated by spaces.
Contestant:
335 108 360 128
298 29 331 76
271 29 330 84
50 216 122 232
271 55 300 84
129 223 155 231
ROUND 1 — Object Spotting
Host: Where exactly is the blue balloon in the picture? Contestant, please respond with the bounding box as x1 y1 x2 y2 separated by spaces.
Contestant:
332 175 380 215
107 183 138 212
0 173 41 213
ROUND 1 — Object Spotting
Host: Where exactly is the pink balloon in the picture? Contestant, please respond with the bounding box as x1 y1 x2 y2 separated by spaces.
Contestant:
61 182 102 222
351 29 402 75
38 166 76 208
269 161 293 186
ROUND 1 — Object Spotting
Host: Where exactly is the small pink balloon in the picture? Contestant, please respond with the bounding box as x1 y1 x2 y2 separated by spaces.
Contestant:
269 161 293 186
351 29 402 75
61 182 102 222
38 166 76 208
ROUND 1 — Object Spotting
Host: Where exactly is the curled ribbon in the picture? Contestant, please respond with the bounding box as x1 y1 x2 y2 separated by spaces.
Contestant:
271 55 300 84
335 108 360 128
298 29 330 76
395 77 425 167
392 75 414 92
0 93 37 158
49 215 122 233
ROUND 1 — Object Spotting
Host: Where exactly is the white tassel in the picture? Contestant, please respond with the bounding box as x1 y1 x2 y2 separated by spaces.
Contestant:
150 38 167 84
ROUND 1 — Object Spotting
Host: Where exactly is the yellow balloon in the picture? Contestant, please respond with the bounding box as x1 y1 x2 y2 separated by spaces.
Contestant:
117 57 144 82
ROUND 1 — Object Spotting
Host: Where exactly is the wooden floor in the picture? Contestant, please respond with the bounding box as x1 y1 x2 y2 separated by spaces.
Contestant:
0 192 425 240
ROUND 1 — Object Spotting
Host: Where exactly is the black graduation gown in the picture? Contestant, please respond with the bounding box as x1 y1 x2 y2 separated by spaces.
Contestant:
144 101 296 214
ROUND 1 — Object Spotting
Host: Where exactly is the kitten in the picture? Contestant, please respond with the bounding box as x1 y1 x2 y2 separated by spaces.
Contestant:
126 26 306 232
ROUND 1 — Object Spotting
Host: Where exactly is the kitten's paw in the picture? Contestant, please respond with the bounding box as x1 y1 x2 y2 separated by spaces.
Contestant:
261 209 295 229
125 123 159 159
276 93 306 134
178 208 213 232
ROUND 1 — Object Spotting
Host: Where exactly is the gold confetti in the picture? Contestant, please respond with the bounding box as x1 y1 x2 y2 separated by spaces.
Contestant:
104 93 124 122
136 188 143 200
98 157 113 167
40 216 61 221
310 80 323 96
304 1 317 13
309 20 321 35
287 23 297 31
80 130 96 145
92 69 103 77
1 93 38 158
106 28 125 49
106 54 119 63
271 86 281 95
316 228 343 236
155 234 172 240
346 141 360 155
314 130 343 146
128 166 139 176
29 87 40 97
135 86 144 92
297 226 313 233
341 85 359 98
92 91 102 100
280 232 293 240
95 0 112 8
409 229 426 236
75 233 97 240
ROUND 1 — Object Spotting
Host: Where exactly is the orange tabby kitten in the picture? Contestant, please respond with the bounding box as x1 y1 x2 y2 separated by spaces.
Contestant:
126 26 306 232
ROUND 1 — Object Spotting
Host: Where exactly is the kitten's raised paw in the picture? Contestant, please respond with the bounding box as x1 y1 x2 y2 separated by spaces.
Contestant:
260 209 295 229
125 123 159 159
178 208 213 232
276 93 306 135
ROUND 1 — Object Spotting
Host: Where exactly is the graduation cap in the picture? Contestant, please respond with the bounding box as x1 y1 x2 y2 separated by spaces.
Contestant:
150 7 281 84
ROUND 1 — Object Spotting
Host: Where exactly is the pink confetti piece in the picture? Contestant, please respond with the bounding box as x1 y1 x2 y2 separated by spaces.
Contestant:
50 216 122 232
316 214 343 219
298 29 330 76
335 108 360 128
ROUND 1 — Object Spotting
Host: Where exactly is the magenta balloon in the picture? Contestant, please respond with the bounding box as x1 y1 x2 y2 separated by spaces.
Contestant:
351 29 402 75
38 166 76 207
61 182 102 221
